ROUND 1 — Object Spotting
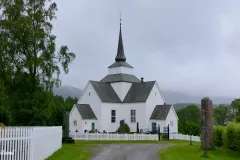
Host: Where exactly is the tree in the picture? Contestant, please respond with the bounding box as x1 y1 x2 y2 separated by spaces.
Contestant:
177 105 200 136
65 96 78 112
231 99 240 122
177 104 200 124
0 0 75 125
213 104 236 125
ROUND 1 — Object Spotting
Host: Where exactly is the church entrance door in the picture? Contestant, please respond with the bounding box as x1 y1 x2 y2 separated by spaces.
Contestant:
152 122 156 132
92 122 95 131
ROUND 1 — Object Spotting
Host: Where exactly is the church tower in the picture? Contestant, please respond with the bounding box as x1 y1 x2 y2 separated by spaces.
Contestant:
107 18 134 75
100 18 140 101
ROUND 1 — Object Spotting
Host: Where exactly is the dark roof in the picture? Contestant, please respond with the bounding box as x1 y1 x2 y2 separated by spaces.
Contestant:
108 61 133 68
100 74 140 83
75 104 97 119
115 24 126 62
123 81 155 103
90 81 121 103
150 105 172 120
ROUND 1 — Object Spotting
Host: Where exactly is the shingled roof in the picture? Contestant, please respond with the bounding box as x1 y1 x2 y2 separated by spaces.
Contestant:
100 74 140 83
123 81 155 103
150 105 172 120
90 81 121 103
89 80 156 103
75 104 97 119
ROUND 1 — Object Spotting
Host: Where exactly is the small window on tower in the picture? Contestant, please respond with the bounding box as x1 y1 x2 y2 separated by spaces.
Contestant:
89 92 91 96
155 92 157 96
170 121 173 126
74 121 77 126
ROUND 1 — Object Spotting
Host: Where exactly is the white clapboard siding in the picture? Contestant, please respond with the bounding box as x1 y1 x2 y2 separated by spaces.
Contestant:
0 126 62 160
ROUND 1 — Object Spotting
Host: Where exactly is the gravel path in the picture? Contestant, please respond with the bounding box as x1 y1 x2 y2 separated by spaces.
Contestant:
90 143 171 160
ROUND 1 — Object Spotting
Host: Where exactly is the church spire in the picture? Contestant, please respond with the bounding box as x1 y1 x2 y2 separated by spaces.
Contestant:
115 15 126 62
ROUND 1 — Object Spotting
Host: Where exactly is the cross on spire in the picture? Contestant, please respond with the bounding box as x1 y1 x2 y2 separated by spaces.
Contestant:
115 13 126 62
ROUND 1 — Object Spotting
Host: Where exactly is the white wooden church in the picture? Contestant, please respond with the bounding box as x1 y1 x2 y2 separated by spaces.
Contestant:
69 22 178 134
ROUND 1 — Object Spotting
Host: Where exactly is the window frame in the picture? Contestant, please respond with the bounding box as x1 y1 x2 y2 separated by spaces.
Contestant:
111 110 116 123
130 110 136 123
74 120 77 126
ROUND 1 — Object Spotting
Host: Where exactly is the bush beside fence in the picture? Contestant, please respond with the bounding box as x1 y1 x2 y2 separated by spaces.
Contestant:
213 126 224 147
214 123 240 152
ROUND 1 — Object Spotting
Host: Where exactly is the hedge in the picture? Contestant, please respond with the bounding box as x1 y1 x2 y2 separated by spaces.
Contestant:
213 123 240 152
223 123 240 151
213 126 224 147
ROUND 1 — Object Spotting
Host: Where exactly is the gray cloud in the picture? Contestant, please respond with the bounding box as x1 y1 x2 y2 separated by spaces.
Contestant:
53 0 240 98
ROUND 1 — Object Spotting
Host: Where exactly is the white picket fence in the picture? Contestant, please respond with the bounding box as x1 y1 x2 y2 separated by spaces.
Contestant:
71 133 200 142
169 133 201 142
0 126 62 160
71 133 159 141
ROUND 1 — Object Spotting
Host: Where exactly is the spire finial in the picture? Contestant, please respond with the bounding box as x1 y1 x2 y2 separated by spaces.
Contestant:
115 12 126 62
120 11 122 26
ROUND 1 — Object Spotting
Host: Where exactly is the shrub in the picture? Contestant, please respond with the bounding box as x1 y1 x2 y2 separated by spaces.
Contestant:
162 134 168 140
116 123 130 133
214 126 225 147
89 130 95 133
223 122 240 151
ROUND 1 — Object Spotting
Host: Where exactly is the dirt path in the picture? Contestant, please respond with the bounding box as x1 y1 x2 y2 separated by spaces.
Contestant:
90 143 171 160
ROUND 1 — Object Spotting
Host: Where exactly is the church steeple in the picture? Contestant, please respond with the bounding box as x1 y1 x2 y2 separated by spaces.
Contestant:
115 17 126 62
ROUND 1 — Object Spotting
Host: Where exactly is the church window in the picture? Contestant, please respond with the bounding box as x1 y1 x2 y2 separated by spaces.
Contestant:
155 92 157 96
111 110 116 123
131 110 136 123
74 120 77 126
170 121 173 126
89 92 91 96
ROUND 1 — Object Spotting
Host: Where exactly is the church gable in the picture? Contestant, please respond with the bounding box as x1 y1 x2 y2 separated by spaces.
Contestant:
90 81 121 103
123 81 155 103
110 82 132 101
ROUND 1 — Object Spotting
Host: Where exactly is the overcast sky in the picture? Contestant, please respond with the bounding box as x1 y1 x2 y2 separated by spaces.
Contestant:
52 0 240 98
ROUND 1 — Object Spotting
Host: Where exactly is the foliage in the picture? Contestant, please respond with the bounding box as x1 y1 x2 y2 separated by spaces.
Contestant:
177 105 200 136
222 123 240 151
213 126 225 147
0 0 75 126
231 99 240 122
116 123 130 133
0 122 6 128
160 143 240 160
214 104 236 125
89 130 95 133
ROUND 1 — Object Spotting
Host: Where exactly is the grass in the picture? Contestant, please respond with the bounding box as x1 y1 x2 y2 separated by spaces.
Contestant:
46 141 97 160
160 143 240 160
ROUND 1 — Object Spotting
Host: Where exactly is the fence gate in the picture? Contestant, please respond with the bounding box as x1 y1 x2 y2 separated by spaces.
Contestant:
163 124 170 140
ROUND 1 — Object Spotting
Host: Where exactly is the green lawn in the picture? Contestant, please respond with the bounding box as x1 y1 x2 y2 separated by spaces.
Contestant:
46 141 98 160
160 143 240 160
